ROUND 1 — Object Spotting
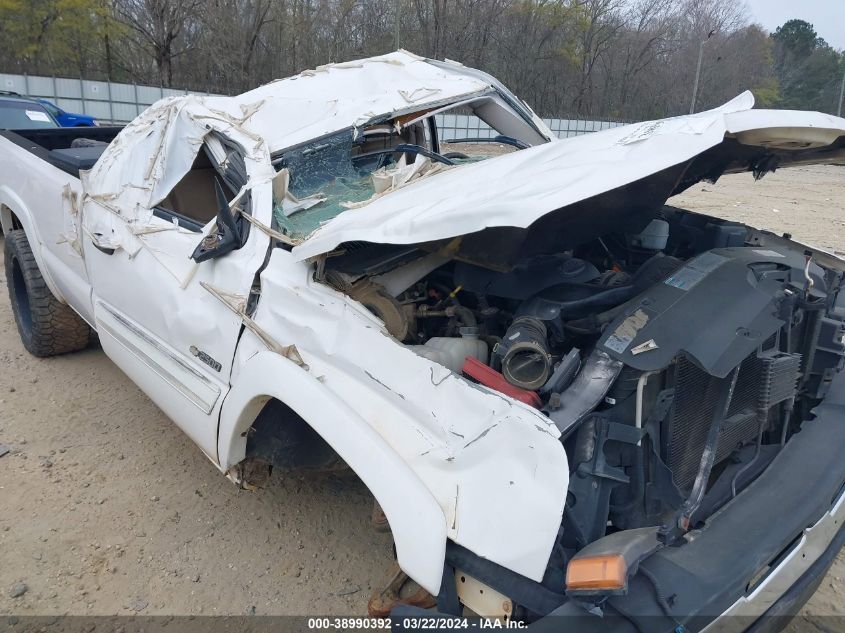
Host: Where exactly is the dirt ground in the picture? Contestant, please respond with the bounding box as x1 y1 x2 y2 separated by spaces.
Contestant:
0 164 844 619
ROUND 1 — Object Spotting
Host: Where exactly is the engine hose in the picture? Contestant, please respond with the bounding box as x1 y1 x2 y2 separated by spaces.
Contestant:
556 286 635 318
519 285 636 324
562 322 597 336
450 306 477 328
730 417 765 498
563 256 684 333
499 317 552 390
564 302 629 334
482 335 503 371
416 305 477 328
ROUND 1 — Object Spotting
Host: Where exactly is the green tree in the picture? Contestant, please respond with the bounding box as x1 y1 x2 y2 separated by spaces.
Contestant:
771 18 845 113
0 0 121 77
772 19 819 62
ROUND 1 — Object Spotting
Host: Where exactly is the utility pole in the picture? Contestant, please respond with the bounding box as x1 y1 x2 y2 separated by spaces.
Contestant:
690 29 715 115
394 0 401 51
838 66 845 117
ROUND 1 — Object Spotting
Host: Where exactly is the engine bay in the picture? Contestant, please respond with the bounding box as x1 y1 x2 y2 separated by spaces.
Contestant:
316 203 845 596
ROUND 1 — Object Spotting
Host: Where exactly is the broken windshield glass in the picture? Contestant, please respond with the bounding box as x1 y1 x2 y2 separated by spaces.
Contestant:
270 111 524 242
272 130 407 240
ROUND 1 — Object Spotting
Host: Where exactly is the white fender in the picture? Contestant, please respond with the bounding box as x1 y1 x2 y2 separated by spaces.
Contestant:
0 185 66 302
218 350 448 595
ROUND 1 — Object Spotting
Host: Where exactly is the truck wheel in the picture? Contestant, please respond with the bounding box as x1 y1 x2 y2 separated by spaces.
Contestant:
4 229 91 357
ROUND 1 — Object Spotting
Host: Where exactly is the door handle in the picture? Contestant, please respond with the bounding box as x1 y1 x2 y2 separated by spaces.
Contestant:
92 242 115 255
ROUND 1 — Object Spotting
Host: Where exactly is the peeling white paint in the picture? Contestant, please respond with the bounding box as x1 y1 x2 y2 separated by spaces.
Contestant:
291 92 845 261
222 251 569 592
2 48 845 603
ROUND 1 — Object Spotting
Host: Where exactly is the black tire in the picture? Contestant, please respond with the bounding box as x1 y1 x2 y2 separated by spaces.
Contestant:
4 229 91 357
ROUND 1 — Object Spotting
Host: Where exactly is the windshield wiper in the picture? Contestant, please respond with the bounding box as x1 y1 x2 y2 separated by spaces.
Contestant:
352 144 455 167
441 135 529 150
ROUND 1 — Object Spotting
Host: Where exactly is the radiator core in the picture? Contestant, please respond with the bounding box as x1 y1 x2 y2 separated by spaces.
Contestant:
665 351 800 491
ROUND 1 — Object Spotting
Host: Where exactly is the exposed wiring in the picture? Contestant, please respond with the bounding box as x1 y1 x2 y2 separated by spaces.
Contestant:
804 251 815 298
638 566 687 632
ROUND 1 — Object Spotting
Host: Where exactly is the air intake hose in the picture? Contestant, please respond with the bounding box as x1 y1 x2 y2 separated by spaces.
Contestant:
498 317 552 391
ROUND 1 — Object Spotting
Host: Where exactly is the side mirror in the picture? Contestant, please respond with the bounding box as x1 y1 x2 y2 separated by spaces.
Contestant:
191 179 248 262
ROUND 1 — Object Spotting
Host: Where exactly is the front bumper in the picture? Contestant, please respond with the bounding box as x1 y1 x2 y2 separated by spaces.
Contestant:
393 496 845 633
523 485 845 633
701 484 845 633
393 372 845 632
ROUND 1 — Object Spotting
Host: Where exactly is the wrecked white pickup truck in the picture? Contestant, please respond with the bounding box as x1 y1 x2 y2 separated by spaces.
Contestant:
3 50 845 629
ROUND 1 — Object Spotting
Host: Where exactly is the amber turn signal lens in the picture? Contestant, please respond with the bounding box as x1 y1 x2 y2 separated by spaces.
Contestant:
566 554 626 591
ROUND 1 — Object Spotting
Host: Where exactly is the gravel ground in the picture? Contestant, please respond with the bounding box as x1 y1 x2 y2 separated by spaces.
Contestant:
0 163 843 619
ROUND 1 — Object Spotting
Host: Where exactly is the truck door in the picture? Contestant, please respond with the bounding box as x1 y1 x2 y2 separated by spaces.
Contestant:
81 135 271 463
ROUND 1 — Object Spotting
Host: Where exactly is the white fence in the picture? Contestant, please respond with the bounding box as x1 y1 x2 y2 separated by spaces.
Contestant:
0 73 217 124
436 112 625 141
1 72 625 138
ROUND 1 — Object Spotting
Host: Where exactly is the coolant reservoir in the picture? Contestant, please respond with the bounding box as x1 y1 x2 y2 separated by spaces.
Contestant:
408 327 488 373
629 218 669 251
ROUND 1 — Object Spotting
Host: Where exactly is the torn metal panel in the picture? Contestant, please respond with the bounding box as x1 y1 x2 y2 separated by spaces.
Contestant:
82 98 275 235
219 347 451 596
59 182 82 255
240 50 548 152
201 280 305 367
74 50 549 256
291 93 845 261
79 142 274 461
7 47 845 620
220 249 569 588
238 210 296 246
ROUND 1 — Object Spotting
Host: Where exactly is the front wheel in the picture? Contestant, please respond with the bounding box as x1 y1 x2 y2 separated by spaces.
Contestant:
4 229 91 357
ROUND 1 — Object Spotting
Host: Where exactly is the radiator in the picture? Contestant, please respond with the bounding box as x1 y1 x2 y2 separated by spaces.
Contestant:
665 350 801 491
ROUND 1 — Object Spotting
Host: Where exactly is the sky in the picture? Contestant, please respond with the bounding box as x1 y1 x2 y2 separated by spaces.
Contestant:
744 0 845 51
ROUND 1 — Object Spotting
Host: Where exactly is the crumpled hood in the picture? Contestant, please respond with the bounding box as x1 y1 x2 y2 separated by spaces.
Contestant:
292 92 845 261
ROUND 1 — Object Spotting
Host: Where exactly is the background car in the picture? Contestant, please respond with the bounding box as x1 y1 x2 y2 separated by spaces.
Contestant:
0 93 59 129
36 98 97 127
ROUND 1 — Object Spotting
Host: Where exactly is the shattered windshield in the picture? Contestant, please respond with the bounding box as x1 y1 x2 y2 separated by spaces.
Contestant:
273 131 381 240
271 111 527 242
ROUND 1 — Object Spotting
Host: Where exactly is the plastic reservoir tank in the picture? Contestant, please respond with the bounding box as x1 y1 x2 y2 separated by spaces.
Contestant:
408 327 488 373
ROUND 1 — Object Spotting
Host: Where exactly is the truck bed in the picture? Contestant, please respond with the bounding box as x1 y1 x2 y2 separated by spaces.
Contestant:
0 126 123 177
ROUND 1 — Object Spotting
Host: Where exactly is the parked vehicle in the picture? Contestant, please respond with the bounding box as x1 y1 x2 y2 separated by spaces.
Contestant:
36 98 97 127
2 51 845 630
0 93 58 129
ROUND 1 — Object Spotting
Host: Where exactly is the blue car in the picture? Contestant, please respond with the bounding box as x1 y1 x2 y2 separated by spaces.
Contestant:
36 98 97 127
0 94 59 129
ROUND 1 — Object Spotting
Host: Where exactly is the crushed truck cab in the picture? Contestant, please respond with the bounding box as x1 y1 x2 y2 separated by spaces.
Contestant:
3 50 845 629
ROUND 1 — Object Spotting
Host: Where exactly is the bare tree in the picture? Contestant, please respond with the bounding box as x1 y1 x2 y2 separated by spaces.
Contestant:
116 0 202 86
3 0 837 118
